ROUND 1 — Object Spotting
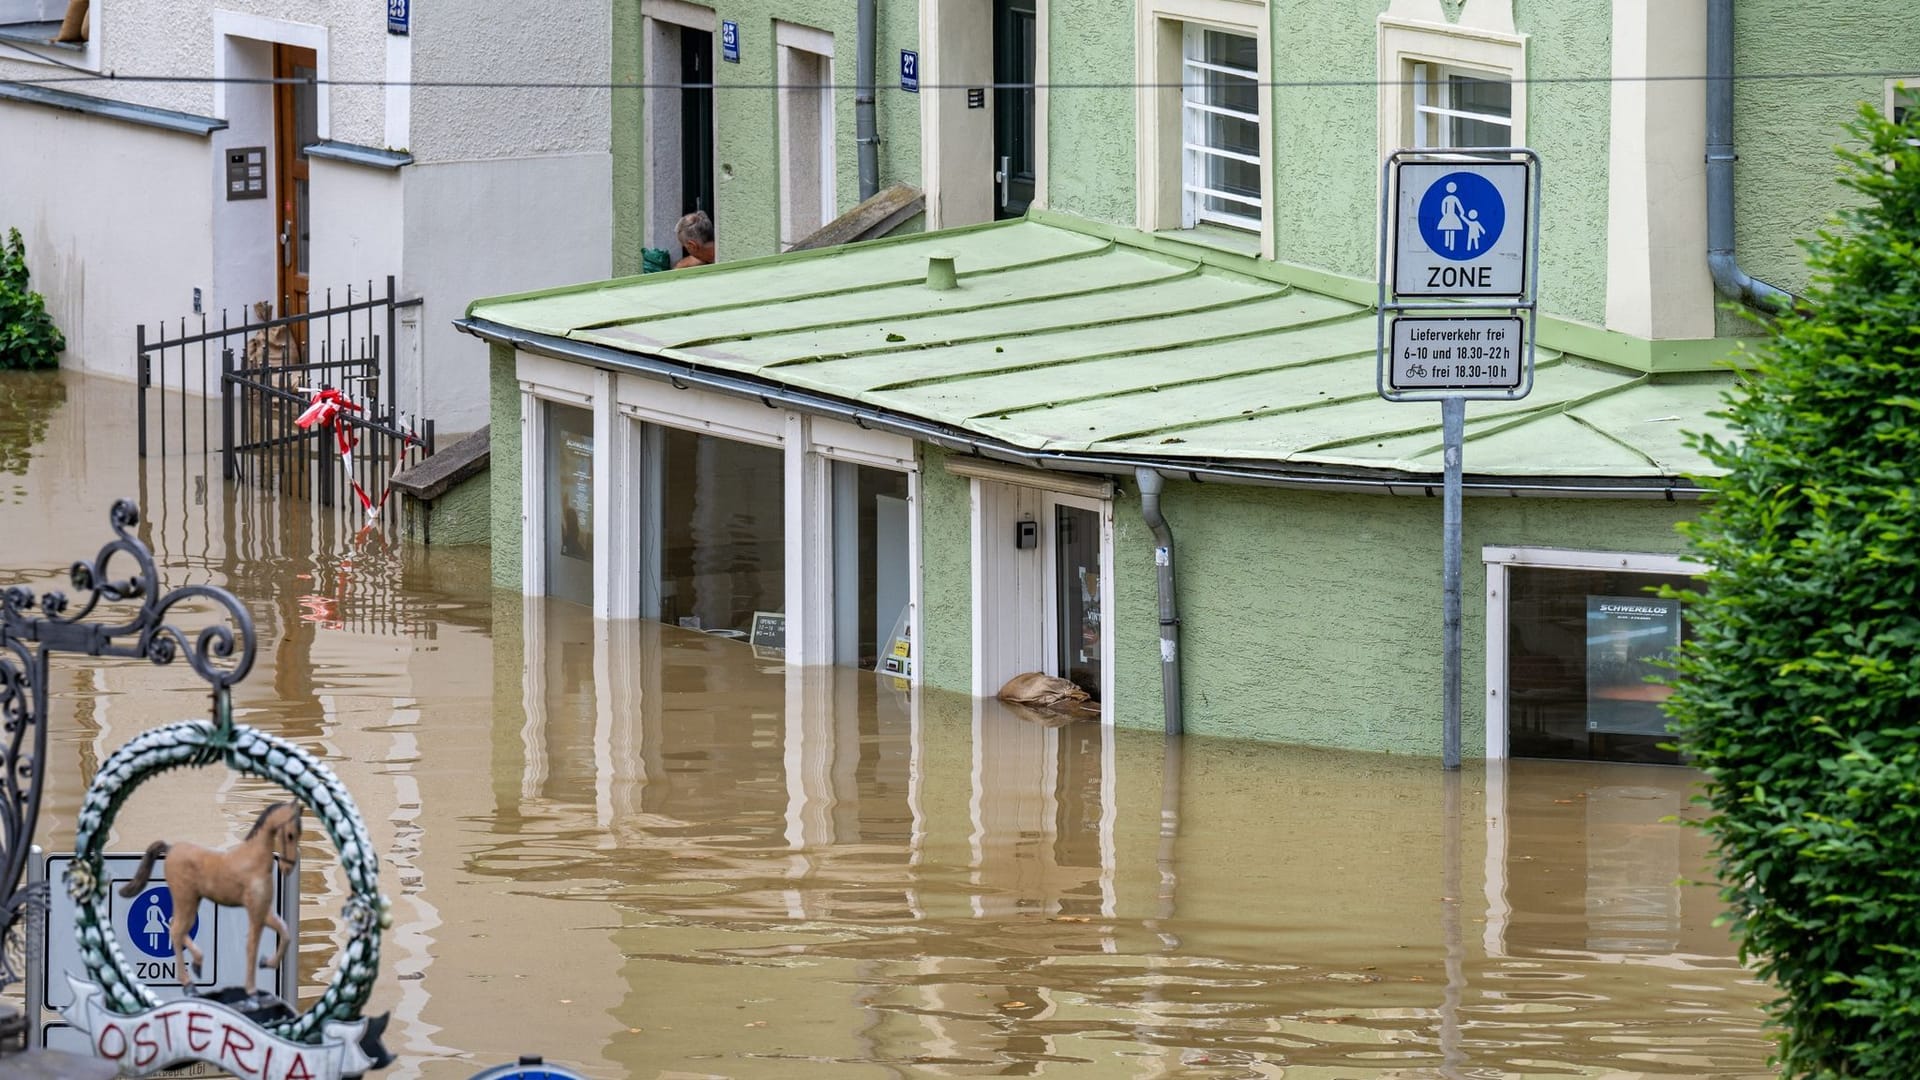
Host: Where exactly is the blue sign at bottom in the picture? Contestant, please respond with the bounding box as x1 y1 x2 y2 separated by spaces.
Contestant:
900 49 920 92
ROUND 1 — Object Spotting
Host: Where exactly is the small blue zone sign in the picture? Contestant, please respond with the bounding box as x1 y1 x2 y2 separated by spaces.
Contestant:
387 0 408 35
721 20 740 63
125 885 198 960
900 50 919 93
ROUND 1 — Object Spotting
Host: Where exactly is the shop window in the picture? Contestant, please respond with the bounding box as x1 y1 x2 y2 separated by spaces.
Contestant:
1501 563 1698 765
638 425 784 638
830 461 910 671
543 402 596 608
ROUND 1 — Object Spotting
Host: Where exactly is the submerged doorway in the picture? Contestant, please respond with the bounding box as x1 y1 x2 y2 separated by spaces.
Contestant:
971 476 1113 707
272 44 316 317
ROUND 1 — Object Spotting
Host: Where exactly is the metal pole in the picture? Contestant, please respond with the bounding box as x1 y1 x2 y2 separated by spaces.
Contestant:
135 326 148 460
1441 395 1465 770
220 349 235 482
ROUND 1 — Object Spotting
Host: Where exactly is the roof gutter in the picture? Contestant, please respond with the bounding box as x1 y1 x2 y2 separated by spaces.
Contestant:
1706 0 1795 314
456 316 1708 500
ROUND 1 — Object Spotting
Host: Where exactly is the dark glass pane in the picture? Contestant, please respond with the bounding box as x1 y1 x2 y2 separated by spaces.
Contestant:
653 428 783 636
1054 504 1101 700
543 403 595 607
1507 566 1698 764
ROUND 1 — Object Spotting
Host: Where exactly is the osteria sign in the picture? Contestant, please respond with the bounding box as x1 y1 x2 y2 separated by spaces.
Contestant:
64 977 380 1080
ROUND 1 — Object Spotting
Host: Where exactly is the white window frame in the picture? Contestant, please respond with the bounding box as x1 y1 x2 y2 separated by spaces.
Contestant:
1480 545 1705 761
516 352 605 609
1179 24 1262 232
640 0 719 260
1377 16 1526 165
1409 61 1514 150
1135 0 1272 257
775 22 836 250
1888 78 1919 127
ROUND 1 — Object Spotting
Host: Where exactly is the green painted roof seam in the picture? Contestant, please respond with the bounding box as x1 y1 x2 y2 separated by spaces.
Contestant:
739 283 1308 369
979 347 1384 422
864 308 1374 396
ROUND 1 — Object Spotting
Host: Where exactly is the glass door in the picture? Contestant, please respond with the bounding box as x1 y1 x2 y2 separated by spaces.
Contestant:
992 0 1036 218
1051 502 1101 700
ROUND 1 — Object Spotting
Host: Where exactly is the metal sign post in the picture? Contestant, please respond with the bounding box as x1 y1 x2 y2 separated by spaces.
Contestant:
1376 148 1541 769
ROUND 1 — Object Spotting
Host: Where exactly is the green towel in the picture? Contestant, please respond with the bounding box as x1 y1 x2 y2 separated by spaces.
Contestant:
641 247 673 274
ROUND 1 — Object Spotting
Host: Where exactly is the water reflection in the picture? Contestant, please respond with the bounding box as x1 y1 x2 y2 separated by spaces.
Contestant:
5 372 1771 1078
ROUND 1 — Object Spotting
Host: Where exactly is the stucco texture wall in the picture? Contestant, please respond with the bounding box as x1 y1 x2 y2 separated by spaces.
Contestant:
1126 480 1695 754
610 0 924 272
915 447 973 693
1511 0 1610 328
489 343 523 589
1040 0 1136 227
1731 1 1919 302
408 0 612 162
0 0 390 144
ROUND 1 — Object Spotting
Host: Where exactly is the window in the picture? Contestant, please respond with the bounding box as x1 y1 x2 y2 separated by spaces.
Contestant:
1411 63 1513 149
775 23 835 249
1180 26 1262 231
638 425 786 637
1136 0 1269 252
1889 80 1918 126
543 402 596 608
1376 18 1526 164
1484 547 1702 764
0 0 99 69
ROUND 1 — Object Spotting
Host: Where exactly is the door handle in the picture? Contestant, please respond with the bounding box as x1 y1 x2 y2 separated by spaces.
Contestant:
280 222 292 267
996 155 1010 209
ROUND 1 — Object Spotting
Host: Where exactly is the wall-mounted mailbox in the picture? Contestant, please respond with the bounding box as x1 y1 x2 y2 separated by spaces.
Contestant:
1015 519 1038 549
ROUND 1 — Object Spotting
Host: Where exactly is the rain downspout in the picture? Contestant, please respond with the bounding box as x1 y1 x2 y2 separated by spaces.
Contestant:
855 0 880 200
1135 468 1183 737
1706 0 1794 313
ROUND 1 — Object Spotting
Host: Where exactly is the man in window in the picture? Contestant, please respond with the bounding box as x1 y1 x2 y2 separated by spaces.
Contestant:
675 211 716 268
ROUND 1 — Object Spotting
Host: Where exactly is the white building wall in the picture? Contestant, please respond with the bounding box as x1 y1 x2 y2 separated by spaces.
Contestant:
402 154 613 432
0 108 213 377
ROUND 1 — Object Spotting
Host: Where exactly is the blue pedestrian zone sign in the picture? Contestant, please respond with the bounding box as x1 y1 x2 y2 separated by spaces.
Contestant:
721 20 739 62
900 50 919 92
1393 161 1529 298
125 885 199 960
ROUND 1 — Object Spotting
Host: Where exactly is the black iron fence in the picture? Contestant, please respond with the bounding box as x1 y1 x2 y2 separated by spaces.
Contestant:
135 278 432 518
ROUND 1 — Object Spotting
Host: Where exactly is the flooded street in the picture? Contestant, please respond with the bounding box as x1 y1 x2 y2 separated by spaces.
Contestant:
2 369 1773 1077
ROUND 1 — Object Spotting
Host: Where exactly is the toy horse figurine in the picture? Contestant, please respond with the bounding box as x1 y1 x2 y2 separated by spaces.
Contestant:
118 802 302 995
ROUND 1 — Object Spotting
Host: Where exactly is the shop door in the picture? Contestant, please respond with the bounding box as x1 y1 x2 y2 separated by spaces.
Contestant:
992 0 1035 218
1048 500 1102 699
272 44 317 317
680 29 716 220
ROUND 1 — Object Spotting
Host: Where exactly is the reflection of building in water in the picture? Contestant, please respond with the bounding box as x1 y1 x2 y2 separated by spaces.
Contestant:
1483 760 1738 964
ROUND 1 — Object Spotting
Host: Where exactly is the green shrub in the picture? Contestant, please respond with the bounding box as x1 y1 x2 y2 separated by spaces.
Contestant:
0 227 65 369
1664 103 1920 1077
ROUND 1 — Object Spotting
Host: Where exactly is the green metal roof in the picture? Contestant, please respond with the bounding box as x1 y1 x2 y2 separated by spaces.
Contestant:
467 215 1739 483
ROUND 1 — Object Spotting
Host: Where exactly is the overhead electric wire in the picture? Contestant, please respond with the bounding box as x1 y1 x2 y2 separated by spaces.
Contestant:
0 45 1912 95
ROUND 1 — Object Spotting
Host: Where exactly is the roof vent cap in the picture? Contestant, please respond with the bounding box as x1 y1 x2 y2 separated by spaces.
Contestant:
926 252 958 291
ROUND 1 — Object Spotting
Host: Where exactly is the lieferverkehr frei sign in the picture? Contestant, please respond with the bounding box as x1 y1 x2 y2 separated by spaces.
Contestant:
1393 162 1529 298
1388 315 1524 392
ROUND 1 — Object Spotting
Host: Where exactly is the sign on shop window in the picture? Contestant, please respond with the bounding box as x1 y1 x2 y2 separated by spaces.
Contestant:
1585 596 1680 736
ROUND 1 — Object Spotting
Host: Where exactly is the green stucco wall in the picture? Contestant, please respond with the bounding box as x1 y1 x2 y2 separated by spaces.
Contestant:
916 447 973 692
1732 2 1919 299
610 0 924 275
1037 0 1915 337
489 342 523 589
913 450 1698 756
403 469 492 547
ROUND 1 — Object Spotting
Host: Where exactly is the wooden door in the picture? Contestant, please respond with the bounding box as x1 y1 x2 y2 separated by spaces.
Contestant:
272 45 317 318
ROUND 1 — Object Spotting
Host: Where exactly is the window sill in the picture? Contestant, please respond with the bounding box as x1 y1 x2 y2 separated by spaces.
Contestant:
1153 223 1264 259
0 20 84 50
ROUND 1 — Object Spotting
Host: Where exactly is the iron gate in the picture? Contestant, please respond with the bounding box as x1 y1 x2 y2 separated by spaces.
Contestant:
135 278 433 515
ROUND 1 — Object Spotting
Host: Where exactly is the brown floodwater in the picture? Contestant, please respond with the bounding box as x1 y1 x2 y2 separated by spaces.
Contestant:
1 370 1774 1078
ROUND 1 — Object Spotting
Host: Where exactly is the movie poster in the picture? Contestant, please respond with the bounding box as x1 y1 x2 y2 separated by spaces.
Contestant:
1586 596 1681 735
